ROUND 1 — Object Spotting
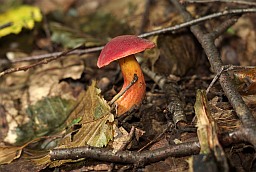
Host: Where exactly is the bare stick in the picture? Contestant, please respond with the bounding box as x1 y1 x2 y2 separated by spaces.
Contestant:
138 8 256 38
184 0 256 6
206 65 256 94
206 66 224 94
49 128 247 164
50 141 200 164
11 46 104 63
109 74 138 106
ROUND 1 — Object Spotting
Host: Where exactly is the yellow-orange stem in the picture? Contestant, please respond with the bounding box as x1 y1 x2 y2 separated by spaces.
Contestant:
113 55 146 116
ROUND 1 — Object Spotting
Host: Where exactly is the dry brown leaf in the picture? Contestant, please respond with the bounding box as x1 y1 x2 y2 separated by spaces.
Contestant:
233 67 256 95
112 126 131 151
59 81 114 148
208 96 240 133
0 146 22 164
194 90 229 171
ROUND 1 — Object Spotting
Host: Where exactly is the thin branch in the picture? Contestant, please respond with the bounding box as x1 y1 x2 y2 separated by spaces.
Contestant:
183 0 256 6
172 0 256 147
0 46 103 77
206 66 224 94
109 74 138 106
210 16 239 39
138 8 256 38
11 46 104 63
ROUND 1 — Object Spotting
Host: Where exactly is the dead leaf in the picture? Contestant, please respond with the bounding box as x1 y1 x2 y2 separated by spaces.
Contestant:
59 81 114 148
112 126 132 151
10 97 76 145
194 90 229 171
0 146 22 164
233 67 256 95
50 22 104 48
208 96 240 133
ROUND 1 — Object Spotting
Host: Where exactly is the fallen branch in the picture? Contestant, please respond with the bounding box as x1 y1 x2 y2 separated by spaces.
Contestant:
49 128 248 165
50 141 200 165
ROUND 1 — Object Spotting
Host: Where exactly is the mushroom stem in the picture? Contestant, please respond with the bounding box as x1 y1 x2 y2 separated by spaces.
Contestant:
111 55 146 116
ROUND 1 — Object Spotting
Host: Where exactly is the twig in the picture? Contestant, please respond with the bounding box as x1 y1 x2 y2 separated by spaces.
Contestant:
183 0 256 6
220 129 247 146
11 46 104 63
172 0 256 147
206 66 224 94
206 65 255 94
138 8 256 38
50 141 200 165
138 122 174 152
141 64 166 89
210 16 239 39
109 74 138 106
0 46 103 77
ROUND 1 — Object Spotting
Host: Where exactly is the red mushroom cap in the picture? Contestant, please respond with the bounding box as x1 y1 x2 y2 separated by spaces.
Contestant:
97 35 155 68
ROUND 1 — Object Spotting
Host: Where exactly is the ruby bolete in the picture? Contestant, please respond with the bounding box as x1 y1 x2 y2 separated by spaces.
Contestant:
97 35 155 116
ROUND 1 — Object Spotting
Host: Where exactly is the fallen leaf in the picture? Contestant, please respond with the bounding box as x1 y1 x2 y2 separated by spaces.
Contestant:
0 146 22 164
193 90 229 171
233 67 256 95
0 5 42 37
59 81 114 148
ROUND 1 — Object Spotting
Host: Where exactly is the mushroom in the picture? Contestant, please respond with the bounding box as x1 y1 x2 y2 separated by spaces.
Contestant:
97 35 155 116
